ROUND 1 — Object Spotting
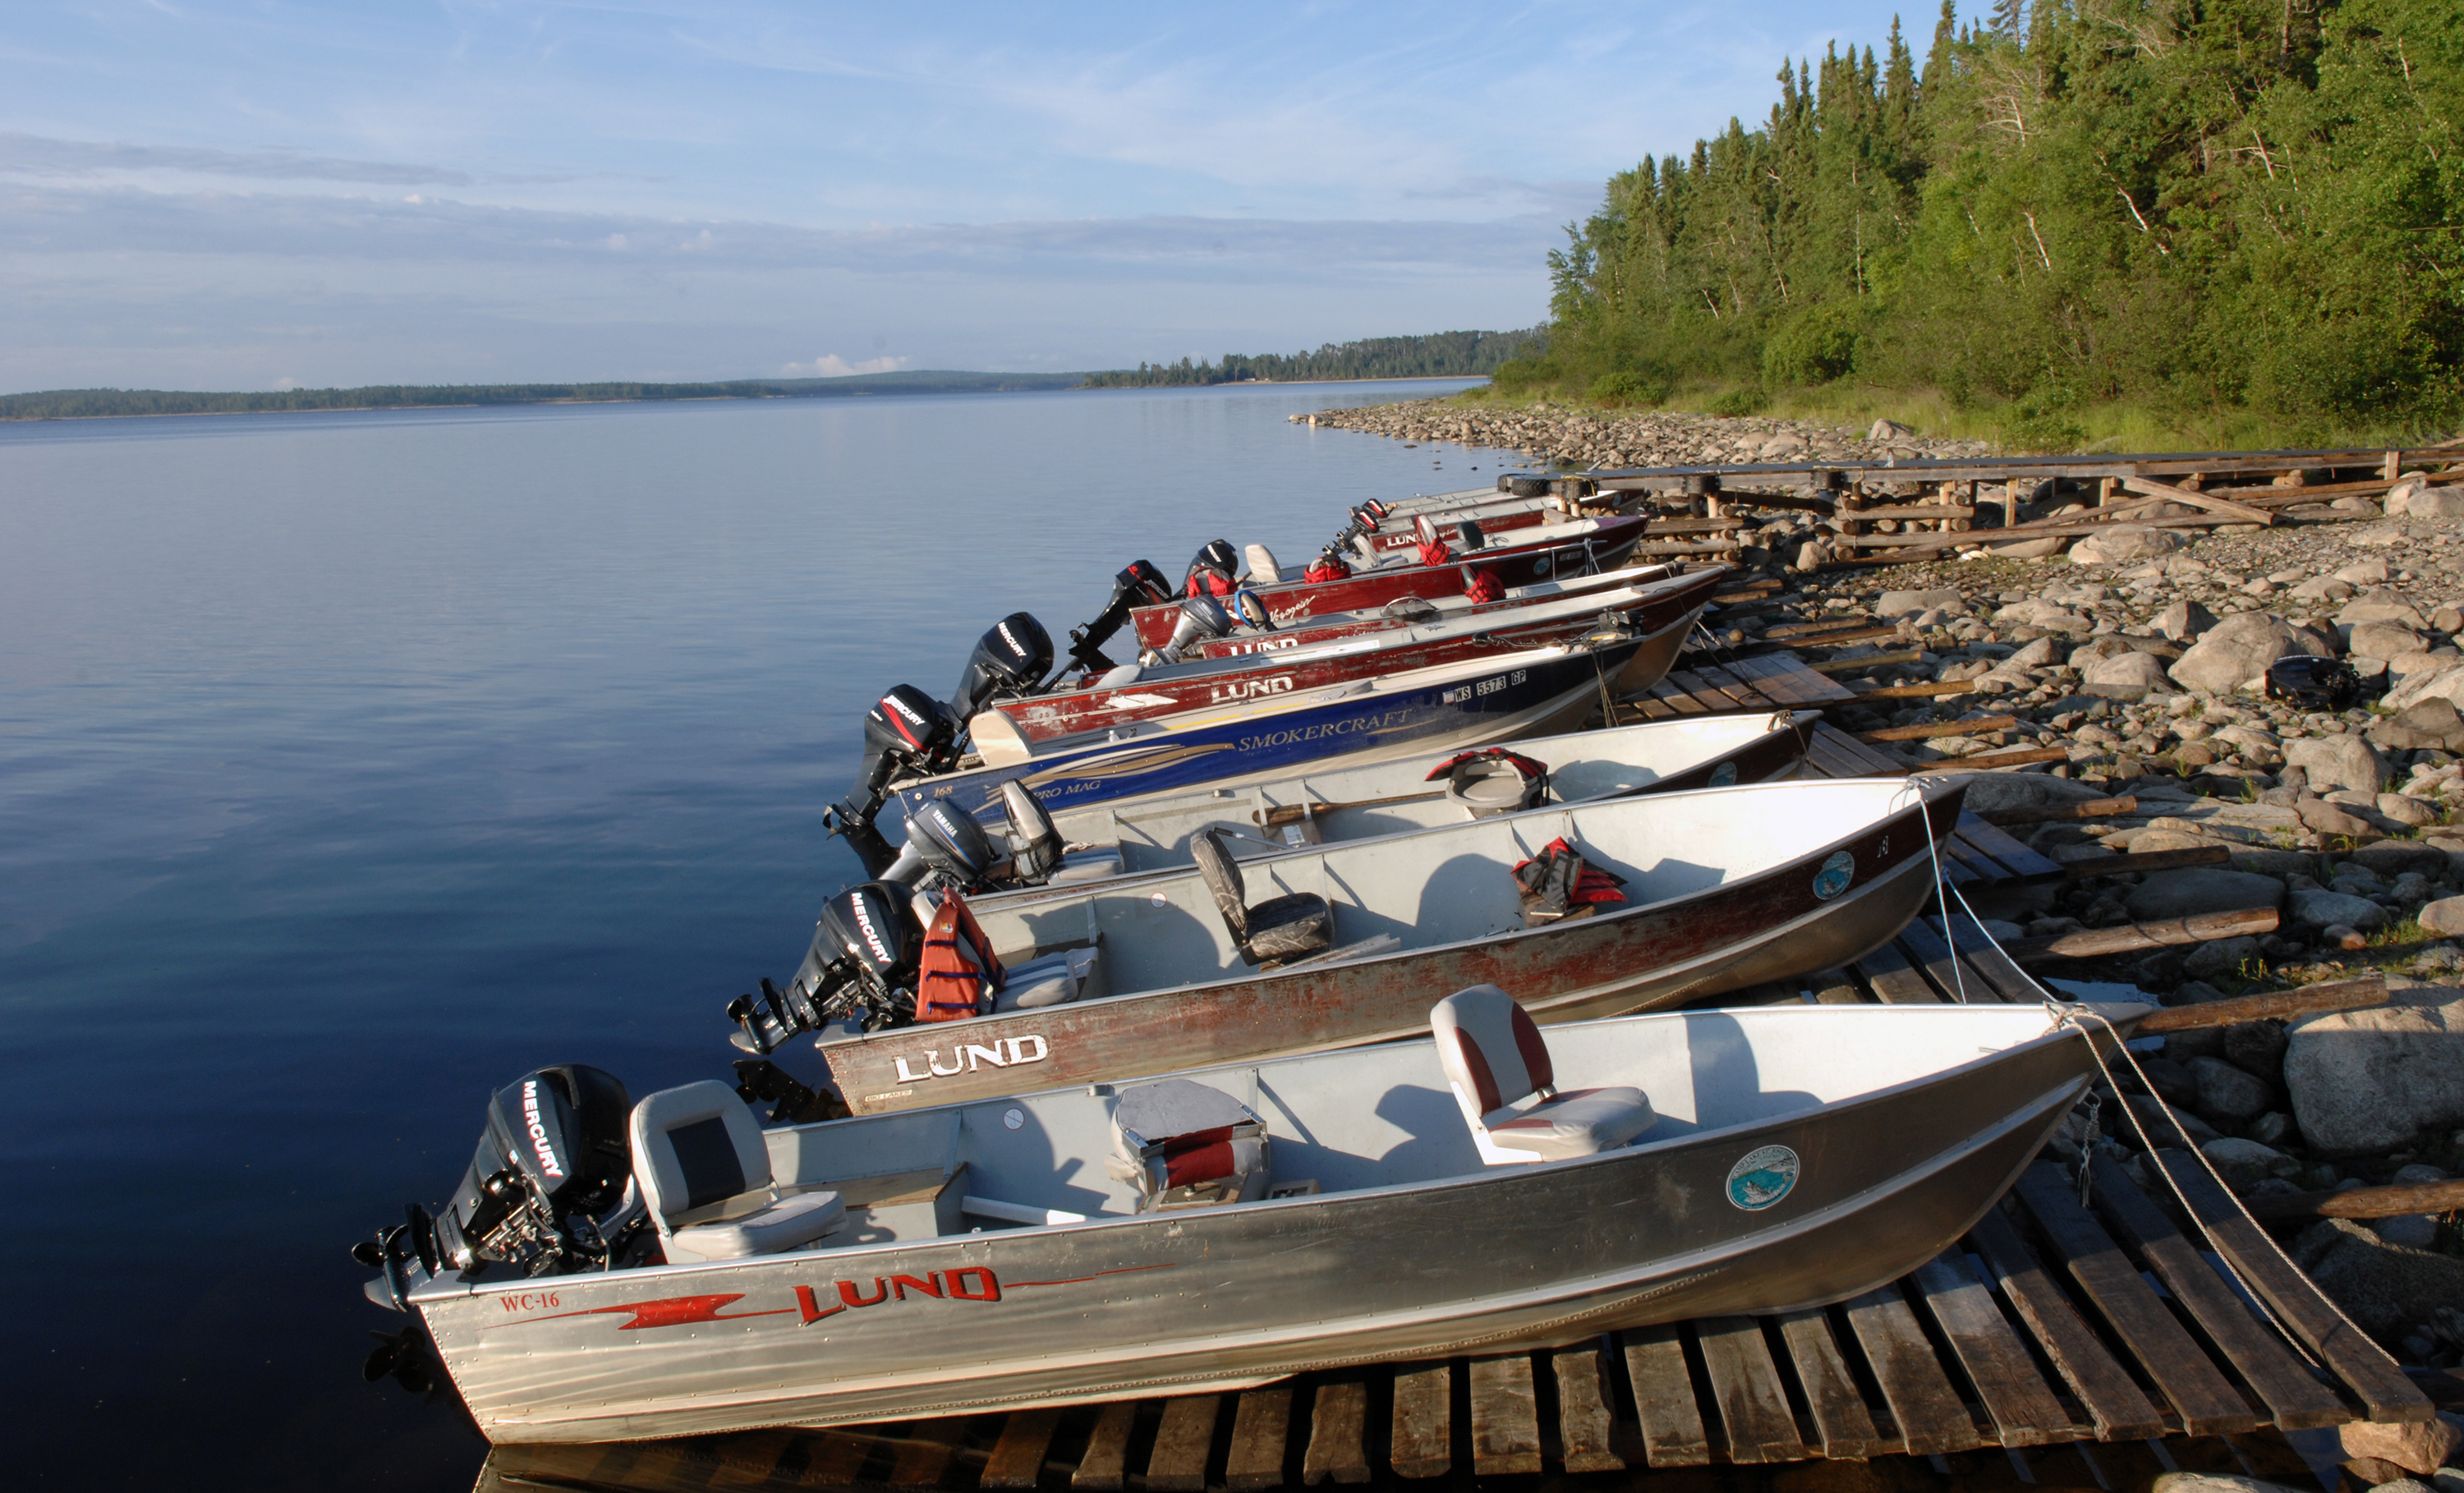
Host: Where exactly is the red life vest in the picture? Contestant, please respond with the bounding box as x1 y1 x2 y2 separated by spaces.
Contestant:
1185 569 1234 599
1415 537 1451 568
1303 555 1352 584
1460 566 1504 603
914 890 1004 1022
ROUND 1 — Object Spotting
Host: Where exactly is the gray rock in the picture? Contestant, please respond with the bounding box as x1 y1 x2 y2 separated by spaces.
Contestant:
1952 771 2112 815
2351 620 2430 659
2083 650 2178 694
2294 1216 2464 1345
2351 841 2456 879
2172 611 2333 693
2224 1019 2290 1079
2154 599 2218 642
2148 1476 2311 1493
2410 488 2464 522
2189 1054 2276 1121
2380 792 2443 827
2124 868 2288 921
2284 995 2464 1152
2291 886 2389 930
2125 1091 2222 1148
1990 535 2068 559
2201 1136 2301 1188
1869 417 1915 441
2343 588 2434 628
1877 587 1961 618
2072 525 2186 564
2299 799 2378 838
2374 698 2464 752
2377 1214 2443 1247
2284 733 2393 794
2182 935 2264 981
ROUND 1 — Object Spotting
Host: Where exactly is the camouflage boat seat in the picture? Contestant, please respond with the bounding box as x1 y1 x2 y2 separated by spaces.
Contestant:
1188 827 1332 967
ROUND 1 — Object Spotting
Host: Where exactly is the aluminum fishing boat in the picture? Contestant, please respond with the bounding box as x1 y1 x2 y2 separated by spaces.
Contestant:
753 776 1965 1114
1175 561 1683 661
370 997 2127 1444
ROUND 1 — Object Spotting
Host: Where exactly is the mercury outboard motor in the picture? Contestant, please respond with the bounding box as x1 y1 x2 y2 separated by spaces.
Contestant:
729 881 923 1051
1155 595 1233 661
356 1064 644 1307
1184 539 1239 597
826 685 961 851
1064 559 1172 673
949 612 1054 719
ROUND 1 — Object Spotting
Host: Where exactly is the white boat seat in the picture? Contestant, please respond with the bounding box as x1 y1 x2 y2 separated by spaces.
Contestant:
1188 828 1332 967
1107 1077 1271 1211
994 946 1099 1012
1047 847 1125 884
631 1081 845 1262
1431 984 1654 1165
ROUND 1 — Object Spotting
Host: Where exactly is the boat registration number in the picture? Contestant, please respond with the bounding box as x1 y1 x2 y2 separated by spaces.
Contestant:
1441 668 1526 705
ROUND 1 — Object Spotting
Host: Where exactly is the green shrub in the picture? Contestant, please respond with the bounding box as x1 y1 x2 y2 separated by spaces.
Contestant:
1761 303 1863 388
1705 385 1769 416
1587 370 1669 406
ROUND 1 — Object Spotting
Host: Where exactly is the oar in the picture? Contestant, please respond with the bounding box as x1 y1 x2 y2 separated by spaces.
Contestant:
2126 972 2388 1032
1257 788 1446 830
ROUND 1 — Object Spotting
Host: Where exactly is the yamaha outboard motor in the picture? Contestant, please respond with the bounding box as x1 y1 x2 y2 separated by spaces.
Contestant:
729 881 922 1051
1184 539 1239 596
1156 595 1233 662
899 780 1068 893
356 1064 643 1306
826 686 961 859
1064 559 1172 673
949 612 1054 719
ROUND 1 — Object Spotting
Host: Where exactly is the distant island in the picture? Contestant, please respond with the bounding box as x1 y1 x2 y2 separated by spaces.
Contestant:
1079 329 1541 388
0 331 1532 420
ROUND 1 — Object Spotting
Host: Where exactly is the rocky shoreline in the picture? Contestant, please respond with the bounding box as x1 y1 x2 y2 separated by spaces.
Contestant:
1295 396 2000 468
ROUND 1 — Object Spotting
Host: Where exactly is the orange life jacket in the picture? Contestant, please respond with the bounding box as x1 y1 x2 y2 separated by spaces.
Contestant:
914 890 1004 1022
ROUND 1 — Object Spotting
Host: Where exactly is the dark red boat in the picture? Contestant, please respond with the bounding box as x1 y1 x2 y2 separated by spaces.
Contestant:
1130 512 1652 649
1186 563 1678 660
1356 499 1553 554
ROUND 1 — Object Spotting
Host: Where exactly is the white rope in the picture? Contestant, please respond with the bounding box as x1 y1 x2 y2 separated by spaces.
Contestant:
1893 779 1971 1003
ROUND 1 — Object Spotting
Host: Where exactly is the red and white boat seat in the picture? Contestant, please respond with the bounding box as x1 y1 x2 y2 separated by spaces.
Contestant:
631 1081 844 1262
1430 985 1654 1164
1107 1078 1271 1211
1189 828 1333 967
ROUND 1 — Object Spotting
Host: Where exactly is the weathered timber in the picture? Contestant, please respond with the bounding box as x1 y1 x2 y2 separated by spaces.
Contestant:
1695 1316 1807 1463
1808 650 1924 674
1225 1388 1293 1491
2239 1178 2464 1224
1902 746 2075 774
2006 906 2279 963
1909 1250 2074 1447
1301 1380 1371 1486
1071 1402 1139 1491
1852 678 1984 699
1843 1286 1985 1454
1777 1309 1889 1458
2055 845 2236 879
981 1408 1064 1489
1855 714 2017 744
2120 475 2276 525
1144 1397 1220 1493
1979 796 2139 826
1468 1355 1544 1475
1551 1345 1627 1473
1967 1210 2168 1441
1389 1365 1452 1479
1620 1325 1712 1467
2133 972 2388 1031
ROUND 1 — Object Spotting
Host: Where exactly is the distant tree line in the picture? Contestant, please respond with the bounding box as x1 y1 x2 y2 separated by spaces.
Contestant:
1516 0 2461 443
0 371 1084 421
1078 329 1546 388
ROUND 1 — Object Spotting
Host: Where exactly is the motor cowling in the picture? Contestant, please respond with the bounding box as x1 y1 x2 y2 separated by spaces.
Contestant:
830 685 961 838
1184 539 1238 597
434 1064 637 1276
908 798 1002 887
1065 559 1172 673
949 612 1053 719
819 880 919 994
1158 595 1232 660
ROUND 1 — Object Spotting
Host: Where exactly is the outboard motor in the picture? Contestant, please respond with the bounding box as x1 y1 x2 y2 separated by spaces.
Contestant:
729 880 924 1052
1184 539 1239 597
949 612 1054 719
883 779 1069 894
825 686 961 852
1064 559 1172 673
1155 595 1233 661
1455 520 1485 551
356 1064 643 1306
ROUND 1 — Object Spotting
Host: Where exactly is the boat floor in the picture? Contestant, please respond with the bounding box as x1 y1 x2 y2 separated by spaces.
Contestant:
470 942 2432 1488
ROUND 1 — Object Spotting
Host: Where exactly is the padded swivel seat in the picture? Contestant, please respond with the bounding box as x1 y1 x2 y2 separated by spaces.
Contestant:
1431 985 1654 1165
1188 828 1333 967
631 1081 845 1263
1107 1078 1271 1211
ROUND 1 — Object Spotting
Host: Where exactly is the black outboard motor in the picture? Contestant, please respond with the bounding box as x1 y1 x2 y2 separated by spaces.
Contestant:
729 880 922 1052
356 1064 642 1307
1184 539 1239 596
949 612 1054 719
1064 559 1172 673
1456 519 1485 551
825 685 962 856
901 780 1067 893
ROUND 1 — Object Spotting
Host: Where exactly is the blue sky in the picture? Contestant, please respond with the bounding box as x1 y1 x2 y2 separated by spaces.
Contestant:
1 1 1929 390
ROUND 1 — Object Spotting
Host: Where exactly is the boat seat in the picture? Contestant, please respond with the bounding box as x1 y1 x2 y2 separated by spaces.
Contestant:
1188 828 1332 967
1047 846 1125 884
993 945 1099 1012
1430 984 1654 1165
1106 1077 1271 1211
631 1081 845 1262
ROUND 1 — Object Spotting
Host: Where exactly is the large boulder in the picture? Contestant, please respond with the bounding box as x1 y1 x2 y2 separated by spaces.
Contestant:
2372 697 2464 752
2082 650 2178 695
2293 1216 2464 1345
2187 1054 2275 1122
2071 525 2186 564
2200 1136 2301 1189
2340 1417 2464 1477
2289 886 2389 930
2171 611 2332 693
1877 587 1961 618
1951 771 2112 815
2154 599 2219 642
2283 995 2464 1152
2342 588 2433 628
2124 868 2287 921
2350 620 2430 659
2402 487 2464 522
2420 895 2464 938
2283 733 2391 795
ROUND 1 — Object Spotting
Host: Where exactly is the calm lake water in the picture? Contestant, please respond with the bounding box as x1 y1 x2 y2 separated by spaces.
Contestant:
0 379 1519 1489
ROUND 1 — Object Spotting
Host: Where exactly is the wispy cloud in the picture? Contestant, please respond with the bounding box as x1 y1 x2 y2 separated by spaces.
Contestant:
782 353 910 377
0 131 476 186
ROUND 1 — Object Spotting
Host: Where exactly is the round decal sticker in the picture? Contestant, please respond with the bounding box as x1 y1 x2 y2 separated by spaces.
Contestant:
1003 1108 1026 1132
1812 850 1855 900
1534 556 1552 576
1726 1145 1801 1210
1708 761 1739 788
1151 891 1170 907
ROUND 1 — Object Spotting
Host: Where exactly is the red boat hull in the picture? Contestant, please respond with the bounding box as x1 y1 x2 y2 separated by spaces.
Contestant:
1358 504 1548 553
1188 566 1677 660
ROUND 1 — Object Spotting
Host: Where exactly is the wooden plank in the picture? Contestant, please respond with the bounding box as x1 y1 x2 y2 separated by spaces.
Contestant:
1968 1210 2167 1440
1551 1344 1626 1472
1301 1380 1371 1486
1806 967 1866 1005
1662 668 1760 713
1143 1396 1221 1493
1225 1387 1293 1491
1855 943 1942 1005
1467 1354 1544 1475
2083 1156 2347 1430
2149 1151 2435 1424
1956 812 2066 877
1776 1309 1888 1459
1766 615 1881 641
2120 475 2275 525
2241 1177 2464 1224
1898 920 1981 1004
1618 1325 1711 1467
981 1408 1064 1490
2135 972 2387 1033
2010 1163 2262 1434
1856 714 2017 744
1842 1287 1986 1455
1732 652 1856 705
1934 913 2044 1004
2006 906 2280 963
890 1417 972 1487
1910 1251 2076 1447
1645 678 1713 715
1808 650 1925 674
1388 1364 1453 1479
1810 721 1905 773
2055 846 2234 879
1905 746 2076 774
1979 796 2139 826
1695 1316 1807 1463
1854 678 1983 700
1070 1402 1140 1491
